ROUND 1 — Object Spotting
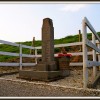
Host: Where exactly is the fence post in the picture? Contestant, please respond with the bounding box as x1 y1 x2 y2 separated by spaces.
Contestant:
97 42 100 71
79 30 82 52
19 44 22 70
82 17 88 88
30 37 35 55
92 33 97 80
35 49 37 64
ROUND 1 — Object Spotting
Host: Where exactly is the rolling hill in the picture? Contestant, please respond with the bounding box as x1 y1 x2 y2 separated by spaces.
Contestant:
0 32 100 62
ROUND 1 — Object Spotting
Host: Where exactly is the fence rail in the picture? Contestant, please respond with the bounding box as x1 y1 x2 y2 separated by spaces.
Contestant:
0 40 19 47
35 40 100 50
0 62 36 67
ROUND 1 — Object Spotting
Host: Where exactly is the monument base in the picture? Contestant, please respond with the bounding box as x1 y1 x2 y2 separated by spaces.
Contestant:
18 70 70 81
33 62 58 71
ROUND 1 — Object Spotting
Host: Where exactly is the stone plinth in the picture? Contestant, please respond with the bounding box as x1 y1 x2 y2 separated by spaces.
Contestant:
58 57 70 70
19 70 70 81
55 57 71 77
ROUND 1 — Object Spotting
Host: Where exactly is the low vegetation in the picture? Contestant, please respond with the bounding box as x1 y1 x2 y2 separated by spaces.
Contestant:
0 32 100 62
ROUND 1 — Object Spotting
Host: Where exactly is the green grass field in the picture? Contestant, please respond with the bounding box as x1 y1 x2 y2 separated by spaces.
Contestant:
0 32 100 62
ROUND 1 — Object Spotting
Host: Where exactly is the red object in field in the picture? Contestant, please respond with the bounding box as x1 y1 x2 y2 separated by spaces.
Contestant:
57 53 72 58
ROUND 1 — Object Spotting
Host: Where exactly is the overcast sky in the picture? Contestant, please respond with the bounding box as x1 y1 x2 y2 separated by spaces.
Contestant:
0 2 100 42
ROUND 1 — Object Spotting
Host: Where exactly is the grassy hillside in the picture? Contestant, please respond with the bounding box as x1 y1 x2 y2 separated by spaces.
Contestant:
0 32 100 62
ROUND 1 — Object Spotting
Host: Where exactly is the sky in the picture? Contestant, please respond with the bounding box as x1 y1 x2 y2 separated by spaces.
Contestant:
0 2 100 42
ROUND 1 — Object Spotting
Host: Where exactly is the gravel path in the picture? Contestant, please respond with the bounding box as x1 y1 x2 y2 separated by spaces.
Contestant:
0 69 100 96
0 70 83 88
0 69 99 89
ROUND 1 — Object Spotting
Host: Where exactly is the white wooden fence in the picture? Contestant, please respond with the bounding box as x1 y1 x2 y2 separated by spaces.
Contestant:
35 40 100 67
0 40 36 70
82 17 100 88
0 38 92 69
0 39 86 70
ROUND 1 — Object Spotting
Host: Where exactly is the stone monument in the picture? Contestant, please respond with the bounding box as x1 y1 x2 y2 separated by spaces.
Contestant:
35 18 57 71
19 18 70 81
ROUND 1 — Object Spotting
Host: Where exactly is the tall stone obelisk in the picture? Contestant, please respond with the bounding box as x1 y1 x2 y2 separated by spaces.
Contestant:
42 18 54 63
35 18 57 71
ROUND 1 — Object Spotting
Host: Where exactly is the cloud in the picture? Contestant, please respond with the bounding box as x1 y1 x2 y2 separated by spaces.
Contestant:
60 4 87 12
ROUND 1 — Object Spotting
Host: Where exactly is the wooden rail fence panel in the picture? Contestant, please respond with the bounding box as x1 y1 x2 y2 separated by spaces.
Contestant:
82 17 100 88
0 40 36 70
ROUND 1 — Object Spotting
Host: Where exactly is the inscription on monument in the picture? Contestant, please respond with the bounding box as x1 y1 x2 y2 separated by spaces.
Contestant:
42 18 55 63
